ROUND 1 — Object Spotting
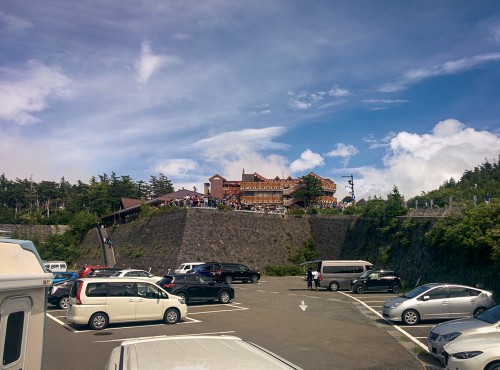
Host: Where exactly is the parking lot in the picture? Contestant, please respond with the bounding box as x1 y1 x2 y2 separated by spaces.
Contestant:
42 276 443 370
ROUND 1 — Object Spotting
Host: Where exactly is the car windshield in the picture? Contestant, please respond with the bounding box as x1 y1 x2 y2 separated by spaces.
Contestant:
402 284 433 299
358 270 372 279
111 271 122 277
475 305 500 324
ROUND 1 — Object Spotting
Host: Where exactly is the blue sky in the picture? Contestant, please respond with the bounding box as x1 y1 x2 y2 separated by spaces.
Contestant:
1 1 500 200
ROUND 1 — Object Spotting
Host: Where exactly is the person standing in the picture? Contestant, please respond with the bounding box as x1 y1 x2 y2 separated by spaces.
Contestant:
306 268 313 290
312 270 320 291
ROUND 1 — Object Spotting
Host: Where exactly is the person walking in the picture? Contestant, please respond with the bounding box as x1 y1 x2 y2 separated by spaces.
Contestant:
306 268 313 290
312 270 320 291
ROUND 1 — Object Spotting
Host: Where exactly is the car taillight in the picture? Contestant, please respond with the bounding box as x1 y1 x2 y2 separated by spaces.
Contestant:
319 274 323 281
215 269 222 276
163 283 175 288
76 282 83 305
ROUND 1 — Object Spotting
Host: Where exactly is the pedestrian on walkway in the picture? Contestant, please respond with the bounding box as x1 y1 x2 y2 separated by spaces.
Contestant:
313 270 320 291
306 268 313 290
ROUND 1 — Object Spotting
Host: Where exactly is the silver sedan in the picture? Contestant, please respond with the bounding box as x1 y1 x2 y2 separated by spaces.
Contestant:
427 304 500 364
382 283 496 326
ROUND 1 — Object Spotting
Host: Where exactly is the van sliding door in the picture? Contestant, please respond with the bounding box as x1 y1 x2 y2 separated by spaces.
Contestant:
0 296 32 370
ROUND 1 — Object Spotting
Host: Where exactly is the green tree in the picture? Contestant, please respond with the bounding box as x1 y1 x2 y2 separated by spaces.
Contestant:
294 175 322 208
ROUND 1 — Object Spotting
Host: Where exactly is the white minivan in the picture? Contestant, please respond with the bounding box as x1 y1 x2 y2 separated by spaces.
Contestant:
174 262 204 274
303 260 376 291
66 278 188 330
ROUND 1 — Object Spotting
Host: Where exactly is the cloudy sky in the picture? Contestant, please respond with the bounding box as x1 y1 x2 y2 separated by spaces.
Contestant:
1 1 500 200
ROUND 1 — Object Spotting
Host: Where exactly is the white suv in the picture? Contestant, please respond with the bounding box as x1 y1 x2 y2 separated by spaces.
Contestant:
66 278 187 330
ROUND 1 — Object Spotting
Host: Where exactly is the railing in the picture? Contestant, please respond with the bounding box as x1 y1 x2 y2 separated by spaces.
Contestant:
240 195 283 204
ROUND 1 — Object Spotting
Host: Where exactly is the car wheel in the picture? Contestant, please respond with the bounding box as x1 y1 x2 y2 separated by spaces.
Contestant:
225 276 233 284
177 292 188 304
163 308 180 324
391 284 402 294
355 285 365 294
250 275 259 284
473 307 487 316
58 296 70 309
219 290 231 304
485 361 500 370
89 312 108 330
402 309 420 325
328 281 339 291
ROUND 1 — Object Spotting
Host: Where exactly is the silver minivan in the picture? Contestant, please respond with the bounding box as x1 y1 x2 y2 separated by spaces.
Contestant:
66 278 188 330
303 260 376 291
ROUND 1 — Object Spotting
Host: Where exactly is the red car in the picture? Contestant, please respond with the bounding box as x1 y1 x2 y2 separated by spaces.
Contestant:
77 265 107 278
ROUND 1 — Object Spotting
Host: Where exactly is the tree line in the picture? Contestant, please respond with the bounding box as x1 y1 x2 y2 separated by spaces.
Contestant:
0 172 174 224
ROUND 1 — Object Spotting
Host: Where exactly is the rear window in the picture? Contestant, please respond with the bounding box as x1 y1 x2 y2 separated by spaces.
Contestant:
158 276 174 284
70 280 82 297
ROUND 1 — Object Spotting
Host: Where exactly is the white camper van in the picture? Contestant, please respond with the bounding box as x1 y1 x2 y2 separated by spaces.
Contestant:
0 239 53 370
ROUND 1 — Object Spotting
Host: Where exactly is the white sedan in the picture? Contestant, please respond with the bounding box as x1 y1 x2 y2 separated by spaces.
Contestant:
443 332 500 370
111 269 163 284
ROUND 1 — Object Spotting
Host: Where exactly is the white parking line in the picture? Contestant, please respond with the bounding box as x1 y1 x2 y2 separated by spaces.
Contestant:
189 305 248 315
338 291 429 353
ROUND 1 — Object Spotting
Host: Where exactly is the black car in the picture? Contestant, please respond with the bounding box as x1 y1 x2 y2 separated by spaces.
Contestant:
350 270 402 294
157 274 234 304
47 279 75 309
189 262 260 285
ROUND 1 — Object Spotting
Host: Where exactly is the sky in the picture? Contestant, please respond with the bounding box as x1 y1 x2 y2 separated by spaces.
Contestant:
1 1 500 200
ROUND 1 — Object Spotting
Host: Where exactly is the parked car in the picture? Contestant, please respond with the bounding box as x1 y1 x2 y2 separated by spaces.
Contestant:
427 304 500 364
105 335 303 370
66 278 187 330
301 260 376 291
174 262 205 274
350 270 402 294
77 265 108 278
442 332 500 370
48 279 75 309
111 269 163 283
86 267 122 278
52 271 77 284
189 262 260 284
382 283 496 325
157 274 234 304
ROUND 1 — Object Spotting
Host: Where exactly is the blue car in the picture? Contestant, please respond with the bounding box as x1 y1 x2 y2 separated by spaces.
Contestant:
52 271 77 284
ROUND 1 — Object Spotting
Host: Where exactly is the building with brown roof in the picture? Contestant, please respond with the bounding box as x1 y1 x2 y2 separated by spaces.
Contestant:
207 171 337 209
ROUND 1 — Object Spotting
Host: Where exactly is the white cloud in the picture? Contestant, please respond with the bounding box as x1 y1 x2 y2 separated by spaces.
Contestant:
0 60 72 125
135 41 181 85
154 159 198 178
0 11 32 32
192 127 290 180
290 149 324 173
326 143 359 166
354 119 500 199
379 53 500 92
288 85 349 110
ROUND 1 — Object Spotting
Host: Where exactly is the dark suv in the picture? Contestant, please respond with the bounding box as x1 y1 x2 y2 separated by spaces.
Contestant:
157 274 234 304
190 262 260 284
350 270 402 294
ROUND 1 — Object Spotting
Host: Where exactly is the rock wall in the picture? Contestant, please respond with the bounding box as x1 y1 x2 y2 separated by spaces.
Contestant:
76 208 499 294
0 224 68 243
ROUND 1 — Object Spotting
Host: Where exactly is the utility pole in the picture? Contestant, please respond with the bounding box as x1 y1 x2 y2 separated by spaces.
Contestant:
342 174 355 202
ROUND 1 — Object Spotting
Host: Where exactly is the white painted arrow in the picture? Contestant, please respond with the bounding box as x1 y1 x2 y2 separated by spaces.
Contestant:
299 300 308 311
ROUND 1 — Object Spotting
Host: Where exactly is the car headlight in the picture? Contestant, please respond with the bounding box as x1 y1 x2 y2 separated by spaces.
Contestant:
351 280 357 284
178 298 186 305
451 351 483 360
437 332 461 342
390 302 402 309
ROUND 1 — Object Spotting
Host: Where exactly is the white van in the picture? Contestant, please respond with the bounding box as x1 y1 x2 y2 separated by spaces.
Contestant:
0 239 53 370
43 260 67 272
105 335 303 370
303 260 376 291
174 262 204 274
66 277 188 329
